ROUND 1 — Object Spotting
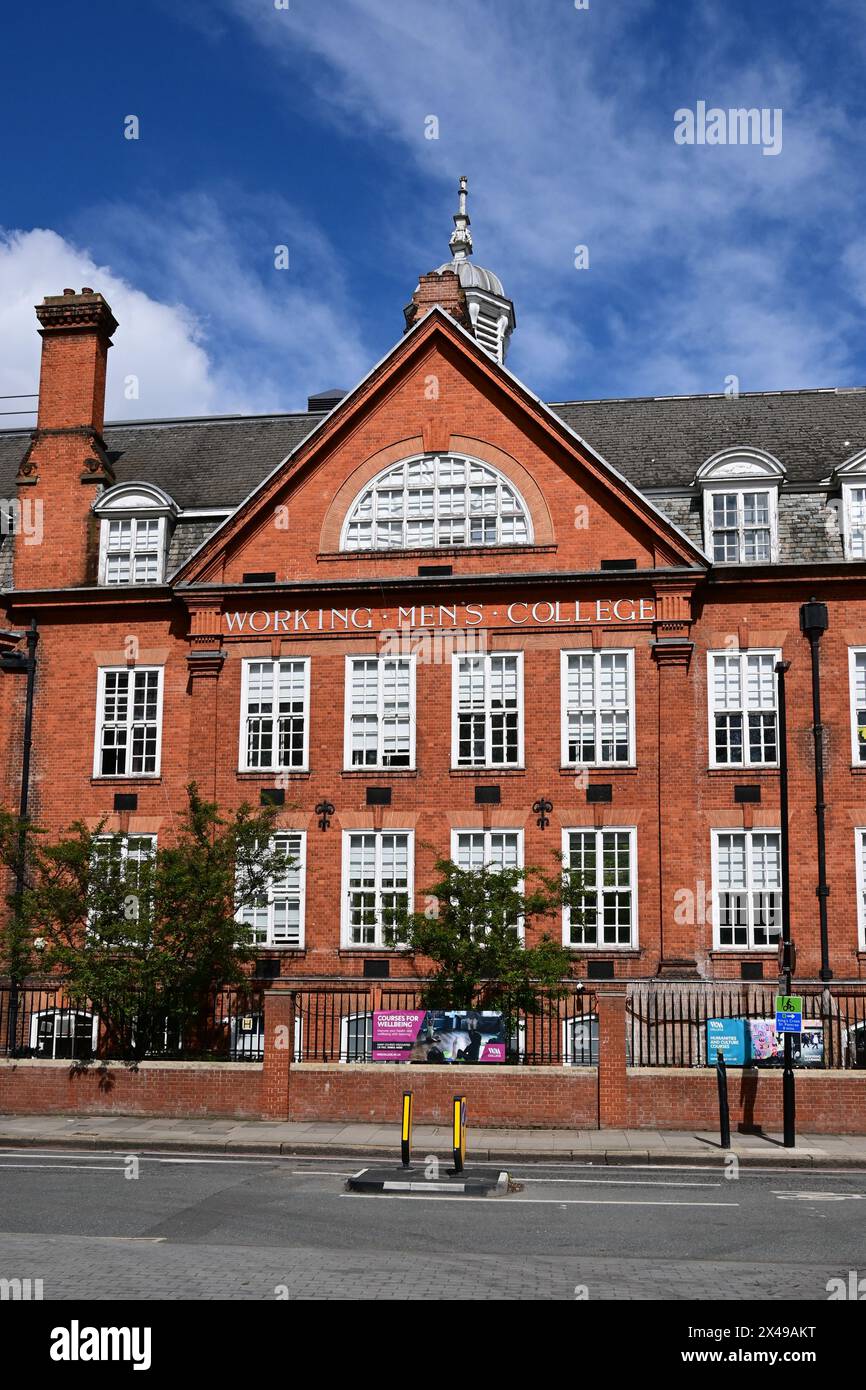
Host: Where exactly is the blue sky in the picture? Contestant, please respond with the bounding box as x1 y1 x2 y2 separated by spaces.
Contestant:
1 0 865 422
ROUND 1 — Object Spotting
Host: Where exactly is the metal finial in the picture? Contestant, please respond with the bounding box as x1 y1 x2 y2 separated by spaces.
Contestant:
449 175 473 261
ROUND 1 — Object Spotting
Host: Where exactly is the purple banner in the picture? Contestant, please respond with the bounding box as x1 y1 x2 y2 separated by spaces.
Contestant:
372 1010 507 1063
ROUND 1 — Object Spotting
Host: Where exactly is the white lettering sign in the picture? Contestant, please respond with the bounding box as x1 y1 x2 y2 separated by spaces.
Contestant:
222 598 656 635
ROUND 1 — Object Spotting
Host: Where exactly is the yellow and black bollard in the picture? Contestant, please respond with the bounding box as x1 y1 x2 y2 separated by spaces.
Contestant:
452 1094 467 1174
401 1090 413 1169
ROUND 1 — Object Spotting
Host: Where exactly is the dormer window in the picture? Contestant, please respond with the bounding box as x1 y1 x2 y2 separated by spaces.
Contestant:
93 483 178 586
341 453 532 552
834 452 866 560
695 448 785 566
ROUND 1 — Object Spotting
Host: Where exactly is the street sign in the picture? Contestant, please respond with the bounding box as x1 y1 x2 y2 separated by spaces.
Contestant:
775 995 803 1033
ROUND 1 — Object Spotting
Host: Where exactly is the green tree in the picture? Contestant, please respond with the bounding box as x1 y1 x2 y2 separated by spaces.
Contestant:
401 855 581 1038
0 784 287 1060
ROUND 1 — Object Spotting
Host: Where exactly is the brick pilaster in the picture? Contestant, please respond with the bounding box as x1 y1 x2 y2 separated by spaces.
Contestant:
262 988 297 1120
597 990 628 1129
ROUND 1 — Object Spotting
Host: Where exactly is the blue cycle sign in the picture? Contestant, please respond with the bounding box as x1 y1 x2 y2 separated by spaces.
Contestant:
775 995 804 1034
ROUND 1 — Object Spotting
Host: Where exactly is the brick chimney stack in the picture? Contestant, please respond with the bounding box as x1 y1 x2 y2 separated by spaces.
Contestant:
15 288 118 589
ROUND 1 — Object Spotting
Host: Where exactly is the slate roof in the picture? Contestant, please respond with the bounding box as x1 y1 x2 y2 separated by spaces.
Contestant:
0 386 864 581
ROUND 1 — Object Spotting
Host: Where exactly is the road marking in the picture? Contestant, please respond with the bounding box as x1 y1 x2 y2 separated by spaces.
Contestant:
517 1176 721 1189
773 1191 865 1201
0 1163 128 1171
342 1194 738 1207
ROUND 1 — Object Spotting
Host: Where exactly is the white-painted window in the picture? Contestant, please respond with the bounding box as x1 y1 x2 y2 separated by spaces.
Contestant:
94 667 163 777
100 517 165 584
341 831 413 948
88 833 157 946
237 833 306 949
30 1009 99 1060
561 650 635 766
712 829 782 949
339 1012 373 1062
452 653 522 767
344 657 415 769
240 659 310 771
341 453 532 552
842 485 866 559
855 829 866 952
708 650 779 767
849 649 866 765
706 488 775 564
561 828 637 948
451 829 524 941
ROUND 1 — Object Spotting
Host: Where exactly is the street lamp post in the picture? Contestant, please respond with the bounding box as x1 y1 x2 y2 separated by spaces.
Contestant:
775 658 795 1149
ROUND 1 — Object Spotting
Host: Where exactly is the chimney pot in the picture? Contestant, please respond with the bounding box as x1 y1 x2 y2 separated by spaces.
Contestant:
81 287 93 295
63 288 75 296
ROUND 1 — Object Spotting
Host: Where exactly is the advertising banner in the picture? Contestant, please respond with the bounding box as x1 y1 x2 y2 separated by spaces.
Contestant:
706 1018 824 1067
372 1009 507 1063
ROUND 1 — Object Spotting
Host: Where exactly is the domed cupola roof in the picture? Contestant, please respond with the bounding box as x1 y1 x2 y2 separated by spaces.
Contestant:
405 177 516 364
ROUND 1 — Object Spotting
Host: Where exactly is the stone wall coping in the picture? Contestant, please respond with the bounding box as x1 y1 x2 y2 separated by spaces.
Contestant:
0 1058 263 1073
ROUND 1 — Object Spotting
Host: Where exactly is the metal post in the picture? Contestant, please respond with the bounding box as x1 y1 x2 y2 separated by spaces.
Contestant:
800 600 832 981
400 1090 413 1169
776 659 796 1149
5 619 38 1055
716 1050 731 1150
452 1094 466 1175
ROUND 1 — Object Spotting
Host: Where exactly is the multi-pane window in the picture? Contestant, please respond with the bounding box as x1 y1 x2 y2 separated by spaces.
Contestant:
561 650 634 766
843 486 866 560
856 830 866 952
453 653 522 767
241 660 309 771
238 833 305 948
89 833 156 942
95 668 163 777
709 651 779 766
341 453 532 551
453 830 523 940
707 490 773 563
562 828 636 948
343 831 412 947
713 830 782 949
849 650 866 764
345 657 414 768
101 518 164 584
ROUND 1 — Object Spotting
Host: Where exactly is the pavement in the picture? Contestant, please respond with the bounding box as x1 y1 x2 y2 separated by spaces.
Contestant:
1 1112 865 1165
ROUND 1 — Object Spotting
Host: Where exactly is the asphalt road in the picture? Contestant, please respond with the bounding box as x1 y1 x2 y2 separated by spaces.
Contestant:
0 1149 864 1301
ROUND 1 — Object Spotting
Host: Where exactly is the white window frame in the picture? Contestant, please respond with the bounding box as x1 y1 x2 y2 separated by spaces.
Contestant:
710 828 783 951
29 1009 100 1060
707 649 780 769
98 515 168 586
450 827 525 942
343 655 416 771
339 1012 373 1063
703 486 779 565
93 666 164 778
841 483 866 560
560 649 636 768
239 658 310 773
236 831 306 950
340 452 533 553
849 648 866 766
560 826 638 949
855 828 866 952
451 651 524 769
340 830 414 950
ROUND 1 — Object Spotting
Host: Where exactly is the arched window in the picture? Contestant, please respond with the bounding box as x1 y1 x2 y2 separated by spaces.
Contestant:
695 448 785 565
93 482 178 585
340 453 533 552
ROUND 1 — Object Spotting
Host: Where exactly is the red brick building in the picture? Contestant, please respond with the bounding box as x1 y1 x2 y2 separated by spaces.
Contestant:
3 180 866 999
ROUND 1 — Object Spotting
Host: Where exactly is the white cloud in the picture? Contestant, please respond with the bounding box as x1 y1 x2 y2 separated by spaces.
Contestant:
224 0 865 395
0 227 220 423
0 192 372 424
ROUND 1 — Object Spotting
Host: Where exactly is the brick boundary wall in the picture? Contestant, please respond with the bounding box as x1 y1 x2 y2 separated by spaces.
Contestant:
286 1062 599 1128
1 1057 864 1133
0 1059 263 1119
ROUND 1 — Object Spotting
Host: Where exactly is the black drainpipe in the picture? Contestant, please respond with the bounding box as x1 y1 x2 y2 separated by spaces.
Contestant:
2 617 39 1051
799 599 831 981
